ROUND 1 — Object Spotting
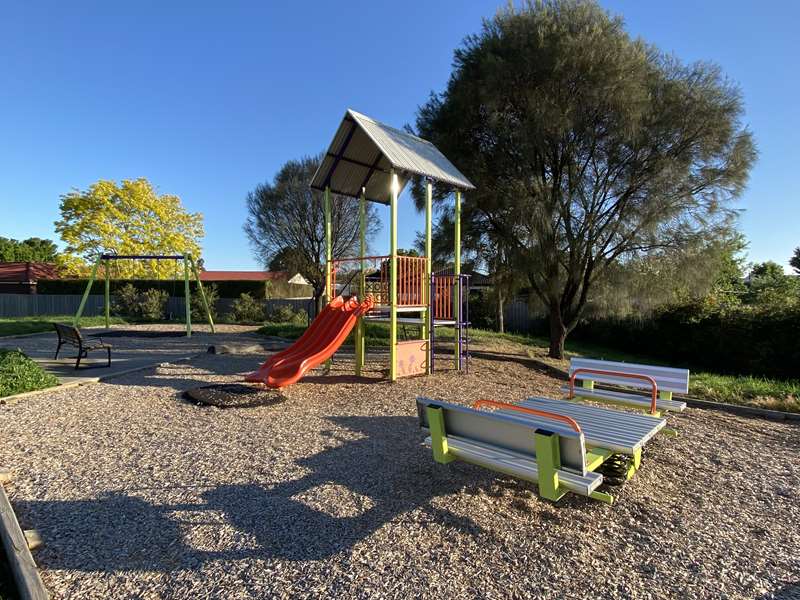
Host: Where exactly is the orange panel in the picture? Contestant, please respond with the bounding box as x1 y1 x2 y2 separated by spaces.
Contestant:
396 340 428 377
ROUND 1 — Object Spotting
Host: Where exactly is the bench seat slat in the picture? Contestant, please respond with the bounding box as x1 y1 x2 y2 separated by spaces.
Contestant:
561 385 687 412
516 397 666 453
423 434 603 497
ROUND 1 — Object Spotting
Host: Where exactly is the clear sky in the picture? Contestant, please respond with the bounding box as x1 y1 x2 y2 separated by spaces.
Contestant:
1 1 797 271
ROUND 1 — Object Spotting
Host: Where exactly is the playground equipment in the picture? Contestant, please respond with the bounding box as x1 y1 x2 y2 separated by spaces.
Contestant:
248 109 475 387
561 358 689 415
245 295 374 388
73 253 215 337
417 395 671 504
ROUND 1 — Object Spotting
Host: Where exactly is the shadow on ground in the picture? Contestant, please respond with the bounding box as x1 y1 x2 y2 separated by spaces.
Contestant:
16 415 508 571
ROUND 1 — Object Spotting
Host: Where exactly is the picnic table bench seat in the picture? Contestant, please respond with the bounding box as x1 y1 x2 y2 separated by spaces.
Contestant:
417 395 668 505
53 323 112 369
563 357 689 414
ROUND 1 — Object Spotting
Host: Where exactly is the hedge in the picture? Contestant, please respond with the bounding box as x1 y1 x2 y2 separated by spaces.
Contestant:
570 306 800 380
37 279 311 299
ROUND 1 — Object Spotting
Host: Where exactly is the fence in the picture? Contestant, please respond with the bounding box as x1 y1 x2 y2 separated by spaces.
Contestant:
0 293 314 320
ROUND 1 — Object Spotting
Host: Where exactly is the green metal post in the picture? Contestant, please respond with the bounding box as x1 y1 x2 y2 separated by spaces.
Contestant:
427 406 455 464
184 256 191 337
453 189 461 368
389 170 398 382
424 179 433 374
74 255 103 327
189 255 215 334
104 258 110 328
355 188 366 376
534 431 566 502
324 186 332 303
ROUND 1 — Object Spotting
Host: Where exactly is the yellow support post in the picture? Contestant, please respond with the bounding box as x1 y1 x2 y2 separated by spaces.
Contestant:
355 188 366 376
389 170 398 382
424 178 432 374
324 186 332 303
103 258 110 328
453 189 461 368
184 256 191 337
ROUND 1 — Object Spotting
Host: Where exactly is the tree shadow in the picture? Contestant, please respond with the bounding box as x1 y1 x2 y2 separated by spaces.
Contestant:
15 415 503 572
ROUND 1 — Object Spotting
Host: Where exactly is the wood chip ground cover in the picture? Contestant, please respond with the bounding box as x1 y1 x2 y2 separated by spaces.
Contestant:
0 326 798 599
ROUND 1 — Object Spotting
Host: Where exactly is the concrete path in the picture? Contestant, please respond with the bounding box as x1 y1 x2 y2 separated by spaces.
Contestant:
0 324 267 386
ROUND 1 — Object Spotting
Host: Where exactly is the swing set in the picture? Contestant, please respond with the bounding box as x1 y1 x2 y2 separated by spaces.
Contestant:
73 253 215 337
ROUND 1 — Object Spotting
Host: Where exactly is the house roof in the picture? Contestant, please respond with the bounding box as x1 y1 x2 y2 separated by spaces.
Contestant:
310 109 475 205
0 262 59 283
199 270 290 282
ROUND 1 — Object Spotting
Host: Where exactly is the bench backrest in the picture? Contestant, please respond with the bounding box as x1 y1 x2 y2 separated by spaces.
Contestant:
416 397 587 475
54 323 82 345
570 357 689 394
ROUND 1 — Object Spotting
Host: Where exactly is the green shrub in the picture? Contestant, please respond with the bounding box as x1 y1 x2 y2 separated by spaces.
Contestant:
0 349 59 397
230 293 265 323
113 283 140 317
267 304 306 324
191 283 218 322
139 288 169 320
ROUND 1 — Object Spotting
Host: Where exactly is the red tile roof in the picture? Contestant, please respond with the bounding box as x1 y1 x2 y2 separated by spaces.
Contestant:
199 270 289 282
0 262 59 282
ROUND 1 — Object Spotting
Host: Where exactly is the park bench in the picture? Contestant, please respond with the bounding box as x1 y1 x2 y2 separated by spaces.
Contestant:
417 395 668 505
561 357 688 415
53 323 112 369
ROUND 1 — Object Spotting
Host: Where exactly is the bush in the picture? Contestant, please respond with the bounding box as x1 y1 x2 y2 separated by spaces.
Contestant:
0 349 59 397
139 288 169 320
191 283 218 322
113 284 168 320
571 304 800 379
267 304 307 324
230 293 265 323
112 283 140 318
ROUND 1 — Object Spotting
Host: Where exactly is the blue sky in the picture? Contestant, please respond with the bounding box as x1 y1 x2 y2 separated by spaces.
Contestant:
1 1 797 271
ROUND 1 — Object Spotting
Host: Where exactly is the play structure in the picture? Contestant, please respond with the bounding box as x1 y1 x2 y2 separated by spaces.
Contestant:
417 395 670 505
73 253 215 337
247 109 475 387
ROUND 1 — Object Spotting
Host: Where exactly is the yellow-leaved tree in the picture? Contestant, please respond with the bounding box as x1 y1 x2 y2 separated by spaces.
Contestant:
55 178 204 278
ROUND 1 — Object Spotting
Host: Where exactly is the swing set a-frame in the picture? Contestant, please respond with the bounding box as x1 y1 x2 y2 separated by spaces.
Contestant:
73 253 215 337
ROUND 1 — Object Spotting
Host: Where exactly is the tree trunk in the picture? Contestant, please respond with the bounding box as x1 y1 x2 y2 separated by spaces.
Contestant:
548 303 567 359
496 289 505 333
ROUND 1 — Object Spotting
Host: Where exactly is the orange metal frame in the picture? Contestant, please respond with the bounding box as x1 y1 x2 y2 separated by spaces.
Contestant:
473 399 582 433
568 368 658 415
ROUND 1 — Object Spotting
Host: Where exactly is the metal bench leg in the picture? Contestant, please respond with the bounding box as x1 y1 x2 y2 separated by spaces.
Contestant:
625 448 643 481
534 431 567 503
75 351 84 370
106 348 112 367
54 341 62 360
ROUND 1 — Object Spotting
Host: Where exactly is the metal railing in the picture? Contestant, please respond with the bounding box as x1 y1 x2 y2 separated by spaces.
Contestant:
473 399 582 433
331 255 427 307
568 368 658 415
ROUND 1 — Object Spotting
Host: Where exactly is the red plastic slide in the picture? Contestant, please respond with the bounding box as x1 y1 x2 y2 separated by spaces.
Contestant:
245 295 374 388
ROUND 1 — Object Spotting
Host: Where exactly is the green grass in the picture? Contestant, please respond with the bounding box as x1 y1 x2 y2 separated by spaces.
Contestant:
0 349 59 398
258 320 799 412
0 315 129 337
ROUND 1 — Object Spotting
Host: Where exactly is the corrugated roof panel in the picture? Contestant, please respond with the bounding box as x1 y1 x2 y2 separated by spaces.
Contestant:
310 109 475 204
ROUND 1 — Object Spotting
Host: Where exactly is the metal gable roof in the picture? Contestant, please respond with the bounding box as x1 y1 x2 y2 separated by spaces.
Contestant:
310 109 475 204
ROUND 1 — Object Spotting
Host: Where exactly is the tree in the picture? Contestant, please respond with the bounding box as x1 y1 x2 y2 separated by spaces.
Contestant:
0 237 59 262
745 261 798 308
790 247 800 275
244 154 380 310
415 0 756 357
55 178 204 278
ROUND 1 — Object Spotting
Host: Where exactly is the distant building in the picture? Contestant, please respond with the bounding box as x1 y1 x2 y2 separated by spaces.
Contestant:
198 270 310 285
0 262 59 294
